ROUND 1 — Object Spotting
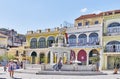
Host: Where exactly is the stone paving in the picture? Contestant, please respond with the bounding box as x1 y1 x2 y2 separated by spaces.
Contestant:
0 67 120 79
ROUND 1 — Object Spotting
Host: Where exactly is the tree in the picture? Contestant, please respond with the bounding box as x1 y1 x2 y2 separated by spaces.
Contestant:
0 55 3 62
7 54 16 61
89 56 100 64
89 56 100 71
113 56 120 74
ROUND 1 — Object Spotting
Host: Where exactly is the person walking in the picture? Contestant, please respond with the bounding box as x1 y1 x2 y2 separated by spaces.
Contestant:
113 62 120 74
8 59 16 78
57 57 63 71
4 65 7 72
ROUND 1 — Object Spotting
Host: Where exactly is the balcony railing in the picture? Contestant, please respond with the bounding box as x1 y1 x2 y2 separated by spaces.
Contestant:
104 49 120 53
69 42 100 47
103 32 120 36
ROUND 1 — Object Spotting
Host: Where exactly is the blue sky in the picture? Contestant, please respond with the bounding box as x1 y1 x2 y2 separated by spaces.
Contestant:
0 0 119 34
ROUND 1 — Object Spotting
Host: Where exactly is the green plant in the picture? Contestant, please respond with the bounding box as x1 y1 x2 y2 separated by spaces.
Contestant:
7 54 16 61
0 55 3 62
90 56 100 64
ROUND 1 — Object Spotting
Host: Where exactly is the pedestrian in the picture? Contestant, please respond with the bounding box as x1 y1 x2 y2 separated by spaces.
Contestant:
8 59 16 78
57 57 63 71
53 63 58 71
113 63 119 74
20 61 23 68
96 61 99 71
4 65 7 72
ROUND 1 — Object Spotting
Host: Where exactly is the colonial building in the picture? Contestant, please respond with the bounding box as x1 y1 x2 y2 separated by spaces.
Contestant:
0 28 26 47
7 9 120 70
0 28 26 63
25 28 71 64
103 10 120 69
0 33 8 55
66 13 103 70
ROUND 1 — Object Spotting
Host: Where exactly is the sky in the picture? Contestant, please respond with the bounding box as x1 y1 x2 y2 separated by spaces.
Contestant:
0 0 119 34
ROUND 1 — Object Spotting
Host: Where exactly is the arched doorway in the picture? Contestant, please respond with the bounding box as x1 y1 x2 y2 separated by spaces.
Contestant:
77 50 87 65
31 52 37 64
39 53 45 64
89 49 99 64
47 51 50 63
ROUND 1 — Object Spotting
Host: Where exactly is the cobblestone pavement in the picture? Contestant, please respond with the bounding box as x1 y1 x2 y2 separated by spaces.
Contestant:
0 67 120 79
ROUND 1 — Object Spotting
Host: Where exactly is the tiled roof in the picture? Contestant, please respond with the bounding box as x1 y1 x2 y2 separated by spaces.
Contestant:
75 13 102 21
102 10 120 15
75 9 120 21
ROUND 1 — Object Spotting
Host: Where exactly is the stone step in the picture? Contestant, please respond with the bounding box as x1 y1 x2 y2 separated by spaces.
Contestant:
36 71 107 75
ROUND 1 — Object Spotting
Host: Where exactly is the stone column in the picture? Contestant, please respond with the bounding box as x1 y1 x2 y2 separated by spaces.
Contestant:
45 53 48 64
104 55 107 70
76 34 79 46
99 49 103 71
67 51 71 64
36 56 39 64
86 53 89 66
50 51 53 64
63 53 67 64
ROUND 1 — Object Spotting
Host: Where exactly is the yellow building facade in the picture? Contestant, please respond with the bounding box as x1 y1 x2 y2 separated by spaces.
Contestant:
25 28 68 64
103 10 120 69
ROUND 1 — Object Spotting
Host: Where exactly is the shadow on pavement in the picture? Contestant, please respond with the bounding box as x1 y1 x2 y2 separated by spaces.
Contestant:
13 77 22 79
0 77 22 79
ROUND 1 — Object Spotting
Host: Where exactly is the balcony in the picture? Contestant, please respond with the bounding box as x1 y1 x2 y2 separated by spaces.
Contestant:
69 42 101 48
103 32 120 36
104 49 120 53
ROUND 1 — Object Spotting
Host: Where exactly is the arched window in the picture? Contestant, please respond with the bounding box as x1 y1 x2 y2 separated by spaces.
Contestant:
105 41 120 52
89 33 98 45
30 38 37 48
47 36 55 47
68 35 76 46
38 37 46 48
78 34 87 46
107 22 120 34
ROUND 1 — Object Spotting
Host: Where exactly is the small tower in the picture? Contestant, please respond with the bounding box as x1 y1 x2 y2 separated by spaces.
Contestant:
58 28 64 47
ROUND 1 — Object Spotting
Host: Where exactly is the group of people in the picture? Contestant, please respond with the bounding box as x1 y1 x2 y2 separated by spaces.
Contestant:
4 59 24 78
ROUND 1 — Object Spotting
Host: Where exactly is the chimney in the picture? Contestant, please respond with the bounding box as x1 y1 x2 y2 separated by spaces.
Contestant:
36 30 41 33
27 31 33 34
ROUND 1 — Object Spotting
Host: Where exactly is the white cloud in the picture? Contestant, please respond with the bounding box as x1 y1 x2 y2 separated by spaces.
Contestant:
80 8 88 13
92 10 102 14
